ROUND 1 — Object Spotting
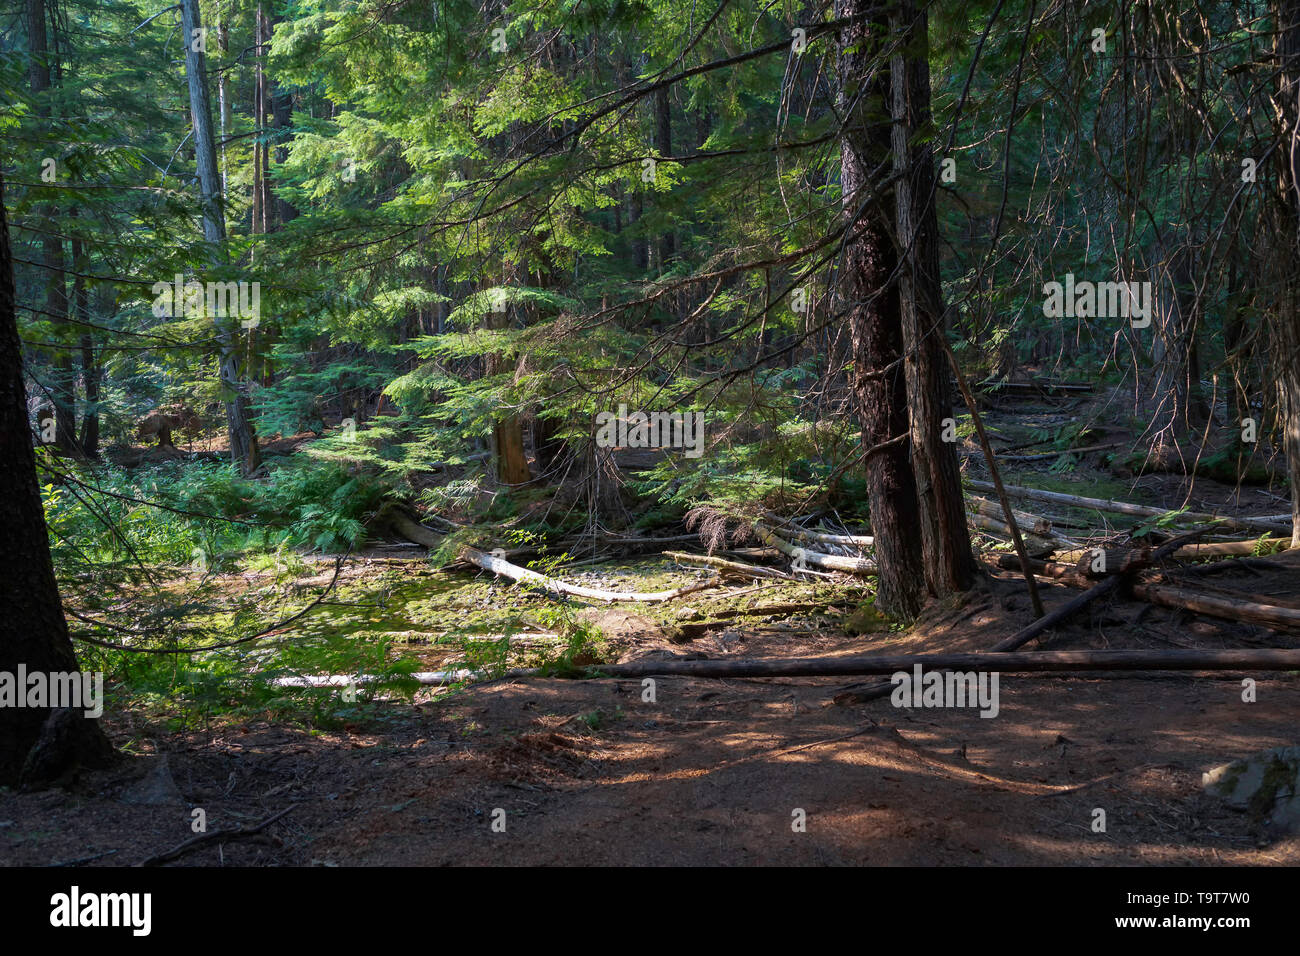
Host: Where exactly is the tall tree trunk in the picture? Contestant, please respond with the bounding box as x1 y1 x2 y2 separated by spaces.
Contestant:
655 85 675 267
270 15 298 227
216 0 231 200
181 0 261 475
26 0 77 455
889 0 976 597
253 3 272 235
70 232 99 459
0 170 113 786
837 0 925 621
1274 0 1300 546
631 189 648 272
485 302 531 485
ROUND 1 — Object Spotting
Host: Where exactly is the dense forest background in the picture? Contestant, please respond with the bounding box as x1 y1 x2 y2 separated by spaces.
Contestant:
3 0 1300 787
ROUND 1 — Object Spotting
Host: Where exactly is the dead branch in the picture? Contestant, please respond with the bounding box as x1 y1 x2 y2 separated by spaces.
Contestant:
138 805 297 867
663 551 795 580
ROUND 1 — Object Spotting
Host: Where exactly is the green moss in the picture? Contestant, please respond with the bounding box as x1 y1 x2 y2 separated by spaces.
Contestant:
1247 756 1299 822
843 605 890 636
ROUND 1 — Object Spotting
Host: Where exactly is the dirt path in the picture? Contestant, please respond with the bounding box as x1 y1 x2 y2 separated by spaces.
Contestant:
5 636 1298 866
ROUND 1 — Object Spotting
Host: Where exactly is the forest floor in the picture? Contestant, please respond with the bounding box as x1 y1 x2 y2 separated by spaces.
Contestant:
6 394 1300 866
4 549 1300 866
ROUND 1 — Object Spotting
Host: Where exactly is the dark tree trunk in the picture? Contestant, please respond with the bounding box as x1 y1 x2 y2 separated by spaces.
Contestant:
270 18 298 227
631 189 648 272
655 85 675 266
889 0 976 597
26 0 77 455
70 234 99 458
181 0 261 475
0 170 113 786
484 291 531 485
837 0 925 621
494 417 532 485
253 3 269 235
1274 0 1300 546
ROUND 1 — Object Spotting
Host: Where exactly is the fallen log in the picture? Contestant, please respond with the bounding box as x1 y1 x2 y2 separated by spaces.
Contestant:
966 495 1054 535
969 480 1292 537
994 553 1300 630
273 669 481 687
664 551 795 581
1129 582 1300 631
382 507 701 587
461 546 723 603
1052 536 1290 564
985 442 1122 463
573 647 1300 680
753 523 877 575
277 645 1300 692
994 553 1091 586
371 630 560 645
1158 537 1291 558
382 506 446 548
763 513 873 548
989 528 1210 651
968 511 1076 551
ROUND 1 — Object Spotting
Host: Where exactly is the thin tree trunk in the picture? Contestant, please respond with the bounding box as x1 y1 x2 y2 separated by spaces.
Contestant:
655 85 674 266
0 169 113 786
181 0 261 475
70 232 99 458
216 0 231 199
270 14 298 227
631 189 648 272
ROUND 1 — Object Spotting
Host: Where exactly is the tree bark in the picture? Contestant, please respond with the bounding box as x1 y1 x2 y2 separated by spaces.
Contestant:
181 0 261 475
70 232 99 458
655 85 675 267
0 169 113 786
889 0 976 597
482 289 531 484
837 0 925 619
1273 0 1300 546
26 0 77 455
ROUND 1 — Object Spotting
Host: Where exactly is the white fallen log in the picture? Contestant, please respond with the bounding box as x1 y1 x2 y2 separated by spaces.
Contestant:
272 670 481 687
462 546 723 602
754 523 878 575
371 630 560 644
763 513 874 548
